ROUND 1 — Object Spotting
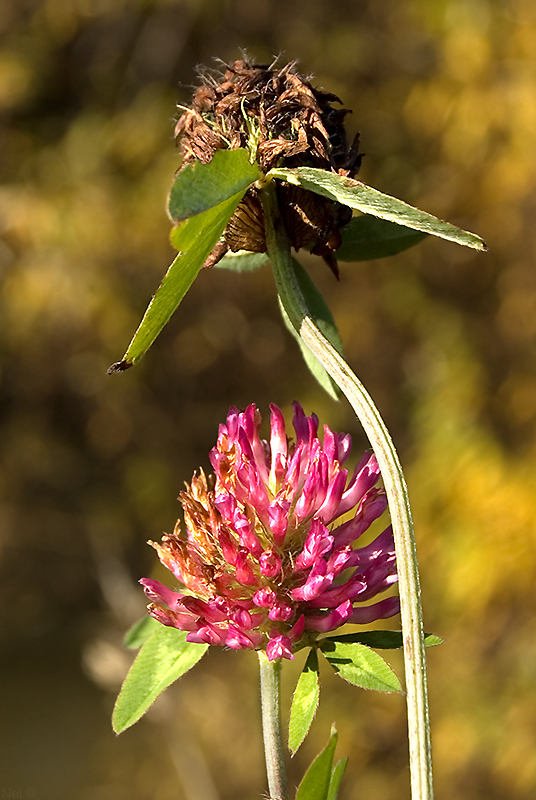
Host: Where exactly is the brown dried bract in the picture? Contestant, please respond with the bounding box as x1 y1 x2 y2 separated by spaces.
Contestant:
175 58 362 275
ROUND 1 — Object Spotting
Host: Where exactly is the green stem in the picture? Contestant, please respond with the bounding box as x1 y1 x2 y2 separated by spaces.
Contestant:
258 651 288 800
260 182 433 800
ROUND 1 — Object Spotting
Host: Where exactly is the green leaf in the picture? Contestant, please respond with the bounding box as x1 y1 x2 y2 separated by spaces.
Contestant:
296 726 339 800
267 167 486 251
123 615 162 649
322 630 443 649
278 258 343 400
216 250 269 271
336 214 427 261
327 758 348 800
168 148 261 221
289 649 320 755
320 640 402 692
112 626 208 733
108 192 245 372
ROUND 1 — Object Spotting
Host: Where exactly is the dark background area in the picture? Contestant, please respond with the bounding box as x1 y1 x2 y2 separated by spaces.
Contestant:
2 1 536 798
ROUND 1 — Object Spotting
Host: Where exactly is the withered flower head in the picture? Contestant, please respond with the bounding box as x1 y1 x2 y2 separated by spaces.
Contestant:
174 58 363 274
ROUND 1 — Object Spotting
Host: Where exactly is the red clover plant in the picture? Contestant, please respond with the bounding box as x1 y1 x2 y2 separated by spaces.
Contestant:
111 58 485 800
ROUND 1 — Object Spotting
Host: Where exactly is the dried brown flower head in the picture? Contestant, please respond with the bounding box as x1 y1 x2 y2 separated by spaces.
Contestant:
174 58 363 275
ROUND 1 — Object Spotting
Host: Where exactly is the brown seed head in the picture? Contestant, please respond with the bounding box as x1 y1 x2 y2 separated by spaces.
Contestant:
174 58 362 275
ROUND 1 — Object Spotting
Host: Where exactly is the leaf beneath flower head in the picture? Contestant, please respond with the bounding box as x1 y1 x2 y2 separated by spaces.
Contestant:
278 258 343 400
123 615 162 649
168 148 261 221
336 214 427 261
322 630 442 649
113 626 208 733
296 726 342 800
108 191 245 372
327 758 348 800
289 649 320 755
267 166 487 251
320 640 402 692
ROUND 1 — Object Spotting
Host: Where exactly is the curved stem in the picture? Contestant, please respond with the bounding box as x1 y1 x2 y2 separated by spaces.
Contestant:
260 182 433 800
258 651 288 800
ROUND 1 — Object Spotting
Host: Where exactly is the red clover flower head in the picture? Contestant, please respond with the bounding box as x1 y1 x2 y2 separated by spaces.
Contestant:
141 403 399 660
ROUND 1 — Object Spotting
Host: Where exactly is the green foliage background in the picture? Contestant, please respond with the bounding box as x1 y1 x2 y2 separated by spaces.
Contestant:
1 1 536 798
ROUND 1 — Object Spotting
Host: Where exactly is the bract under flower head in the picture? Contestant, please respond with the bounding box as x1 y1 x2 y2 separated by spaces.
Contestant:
141 403 399 660
174 58 363 274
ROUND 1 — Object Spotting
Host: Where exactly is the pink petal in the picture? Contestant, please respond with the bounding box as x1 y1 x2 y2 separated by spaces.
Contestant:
347 596 400 624
304 600 353 632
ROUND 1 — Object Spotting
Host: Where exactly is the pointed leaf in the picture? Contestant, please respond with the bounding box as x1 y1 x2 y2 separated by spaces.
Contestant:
296 727 339 800
112 626 208 733
322 630 442 649
289 649 320 755
320 641 402 692
216 250 269 271
267 167 486 251
278 258 343 400
327 758 348 800
108 191 245 372
168 148 261 221
336 215 427 261
124 615 162 649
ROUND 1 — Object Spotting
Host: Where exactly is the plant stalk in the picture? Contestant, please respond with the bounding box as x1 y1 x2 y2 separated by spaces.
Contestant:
260 182 434 800
258 651 288 800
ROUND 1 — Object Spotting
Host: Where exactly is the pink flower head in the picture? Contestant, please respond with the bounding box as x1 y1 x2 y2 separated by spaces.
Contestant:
141 403 399 660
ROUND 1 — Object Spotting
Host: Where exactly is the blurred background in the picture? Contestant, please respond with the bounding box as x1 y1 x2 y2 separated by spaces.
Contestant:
1 0 536 798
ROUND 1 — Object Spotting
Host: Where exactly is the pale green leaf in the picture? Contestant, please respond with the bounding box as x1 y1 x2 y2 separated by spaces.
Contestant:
168 148 261 221
278 258 342 400
327 758 348 800
296 727 339 800
216 250 269 271
288 649 320 755
337 214 427 261
108 192 245 372
267 167 486 251
113 626 208 733
320 641 402 692
124 615 162 649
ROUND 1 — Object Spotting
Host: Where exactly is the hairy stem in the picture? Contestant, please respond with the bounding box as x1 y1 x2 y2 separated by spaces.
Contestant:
260 182 434 800
258 651 288 800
